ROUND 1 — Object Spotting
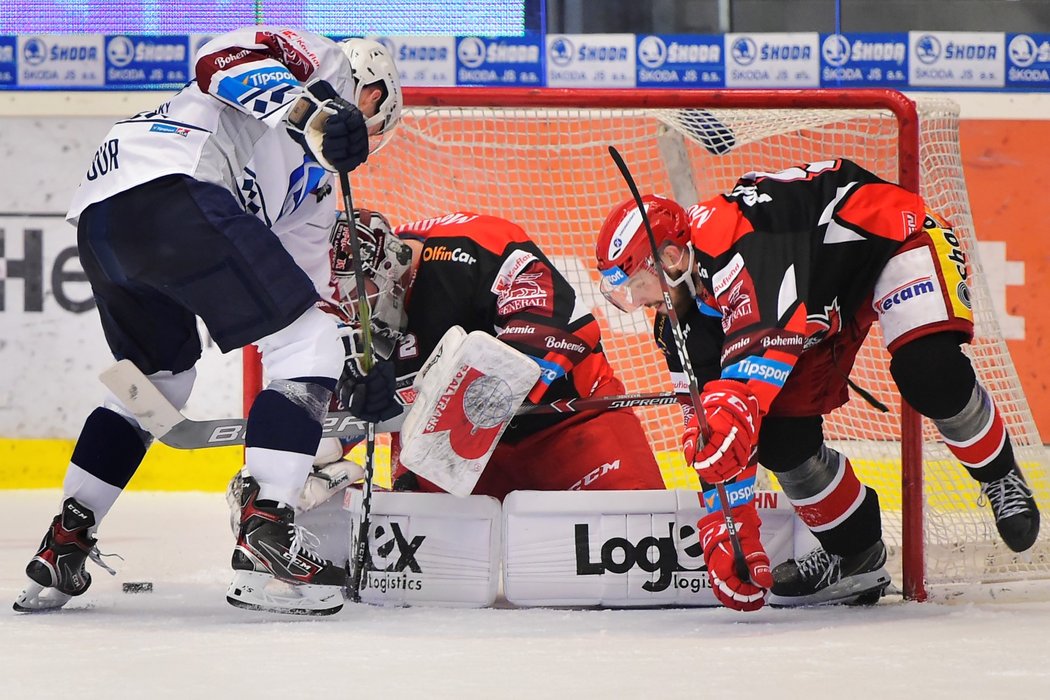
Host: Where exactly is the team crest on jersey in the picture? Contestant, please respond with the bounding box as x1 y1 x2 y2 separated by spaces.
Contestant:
719 276 759 334
804 298 843 349
492 249 553 316
495 271 551 316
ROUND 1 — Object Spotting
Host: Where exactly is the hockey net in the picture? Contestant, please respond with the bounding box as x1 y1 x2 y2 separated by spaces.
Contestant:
244 88 1047 601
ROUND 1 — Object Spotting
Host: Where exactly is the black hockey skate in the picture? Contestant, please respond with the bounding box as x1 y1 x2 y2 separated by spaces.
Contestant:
227 492 346 615
768 540 891 607
14 497 117 612
980 466 1040 553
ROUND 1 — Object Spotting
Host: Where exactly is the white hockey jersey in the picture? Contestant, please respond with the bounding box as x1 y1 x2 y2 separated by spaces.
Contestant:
67 27 356 293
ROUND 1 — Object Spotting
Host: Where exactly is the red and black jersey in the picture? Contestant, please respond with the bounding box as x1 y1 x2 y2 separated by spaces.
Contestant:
656 158 926 413
393 212 618 442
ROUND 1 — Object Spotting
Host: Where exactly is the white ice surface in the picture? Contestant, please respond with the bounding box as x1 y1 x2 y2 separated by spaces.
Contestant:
3 490 1050 699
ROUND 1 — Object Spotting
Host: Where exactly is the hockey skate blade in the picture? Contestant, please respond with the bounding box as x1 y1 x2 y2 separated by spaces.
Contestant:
767 567 892 608
13 579 73 613
226 570 343 616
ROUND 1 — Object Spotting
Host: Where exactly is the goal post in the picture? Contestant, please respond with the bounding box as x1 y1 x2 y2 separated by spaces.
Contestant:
242 87 1047 602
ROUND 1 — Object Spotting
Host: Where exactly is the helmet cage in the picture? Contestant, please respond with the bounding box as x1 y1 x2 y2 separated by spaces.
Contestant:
332 209 412 359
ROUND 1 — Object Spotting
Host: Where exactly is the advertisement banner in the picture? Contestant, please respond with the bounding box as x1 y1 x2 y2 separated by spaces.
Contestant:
819 33 908 88
635 34 724 88
17 35 104 88
455 35 543 87
724 32 820 88
909 31 1005 88
1005 33 1050 90
0 37 15 87
374 35 456 87
546 33 635 88
103 35 190 89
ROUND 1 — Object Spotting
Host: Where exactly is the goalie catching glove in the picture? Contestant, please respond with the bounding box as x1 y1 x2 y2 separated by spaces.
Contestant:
683 379 762 484
699 503 772 611
285 78 370 173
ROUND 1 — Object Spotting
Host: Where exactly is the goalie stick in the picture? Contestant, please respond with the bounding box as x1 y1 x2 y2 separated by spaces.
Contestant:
99 359 678 449
608 145 751 584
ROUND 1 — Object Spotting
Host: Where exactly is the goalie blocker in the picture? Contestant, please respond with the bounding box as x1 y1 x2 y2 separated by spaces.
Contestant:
340 488 811 607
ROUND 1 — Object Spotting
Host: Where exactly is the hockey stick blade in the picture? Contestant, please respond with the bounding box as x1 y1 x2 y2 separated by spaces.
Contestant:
100 360 678 449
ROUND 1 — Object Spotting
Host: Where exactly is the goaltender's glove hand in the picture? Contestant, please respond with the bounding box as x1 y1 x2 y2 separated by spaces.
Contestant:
285 79 370 173
682 379 762 484
336 327 403 423
699 503 772 612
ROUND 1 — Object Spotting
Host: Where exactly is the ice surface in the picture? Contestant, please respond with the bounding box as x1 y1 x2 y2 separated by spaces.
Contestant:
3 490 1049 699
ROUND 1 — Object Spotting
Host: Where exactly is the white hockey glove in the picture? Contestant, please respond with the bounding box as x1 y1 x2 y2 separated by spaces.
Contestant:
285 79 369 172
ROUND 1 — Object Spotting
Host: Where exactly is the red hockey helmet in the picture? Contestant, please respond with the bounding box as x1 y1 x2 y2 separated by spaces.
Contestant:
595 194 690 312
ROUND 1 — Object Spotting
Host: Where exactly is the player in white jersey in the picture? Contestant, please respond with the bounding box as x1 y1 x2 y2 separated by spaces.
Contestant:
14 28 402 616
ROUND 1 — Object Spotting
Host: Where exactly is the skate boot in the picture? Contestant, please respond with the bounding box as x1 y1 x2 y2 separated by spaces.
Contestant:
227 492 346 615
14 497 117 612
768 539 891 607
226 463 358 537
979 466 1040 553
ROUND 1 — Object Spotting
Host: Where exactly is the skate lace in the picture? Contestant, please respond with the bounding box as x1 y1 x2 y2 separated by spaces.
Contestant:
978 471 1034 521
87 546 123 576
797 548 842 587
287 524 325 565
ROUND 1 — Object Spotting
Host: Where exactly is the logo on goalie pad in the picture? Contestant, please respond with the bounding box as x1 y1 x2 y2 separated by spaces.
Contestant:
424 366 515 460
574 521 707 593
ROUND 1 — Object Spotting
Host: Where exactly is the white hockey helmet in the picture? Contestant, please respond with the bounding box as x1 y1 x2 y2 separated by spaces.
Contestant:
340 38 403 152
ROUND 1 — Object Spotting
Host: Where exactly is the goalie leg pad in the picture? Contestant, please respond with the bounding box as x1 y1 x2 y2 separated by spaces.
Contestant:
502 489 801 608
399 327 541 496
344 490 501 607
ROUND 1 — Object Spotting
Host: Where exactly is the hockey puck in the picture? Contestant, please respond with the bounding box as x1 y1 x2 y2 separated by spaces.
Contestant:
122 581 153 594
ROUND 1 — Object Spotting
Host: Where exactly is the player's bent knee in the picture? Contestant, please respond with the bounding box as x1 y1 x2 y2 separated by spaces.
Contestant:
758 415 824 472
256 306 344 381
890 333 975 418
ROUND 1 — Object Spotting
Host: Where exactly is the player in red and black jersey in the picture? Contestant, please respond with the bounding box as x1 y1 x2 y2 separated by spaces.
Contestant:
333 209 664 500
596 158 1040 608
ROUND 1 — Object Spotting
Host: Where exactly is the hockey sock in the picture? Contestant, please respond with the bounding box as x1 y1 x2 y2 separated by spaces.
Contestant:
64 407 150 525
245 378 334 505
935 383 1015 483
774 444 882 556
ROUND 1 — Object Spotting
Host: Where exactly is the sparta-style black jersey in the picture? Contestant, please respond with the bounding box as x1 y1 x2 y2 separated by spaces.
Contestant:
658 158 926 413
393 212 618 441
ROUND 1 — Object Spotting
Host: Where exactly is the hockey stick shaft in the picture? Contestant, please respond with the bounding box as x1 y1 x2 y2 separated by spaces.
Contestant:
339 171 375 604
98 360 679 449
608 145 750 584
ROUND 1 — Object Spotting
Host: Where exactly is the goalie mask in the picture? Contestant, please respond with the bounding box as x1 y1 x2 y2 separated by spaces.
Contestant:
330 208 414 359
595 194 694 312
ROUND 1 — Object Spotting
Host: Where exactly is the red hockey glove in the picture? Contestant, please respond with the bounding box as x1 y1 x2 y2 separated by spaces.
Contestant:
699 503 772 612
682 379 762 484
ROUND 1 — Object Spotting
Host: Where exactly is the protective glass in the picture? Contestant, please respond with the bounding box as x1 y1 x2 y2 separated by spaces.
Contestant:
599 258 665 313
